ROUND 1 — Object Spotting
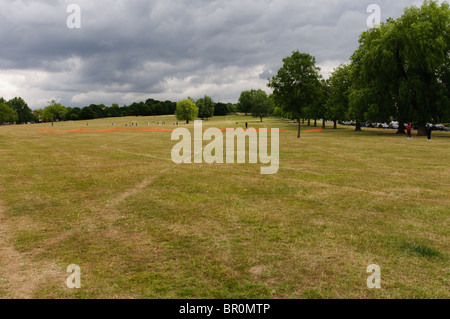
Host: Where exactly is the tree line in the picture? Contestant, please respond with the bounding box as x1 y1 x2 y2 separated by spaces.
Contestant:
0 96 238 125
174 97 238 124
175 1 449 137
2 1 447 132
175 90 277 124
268 0 449 137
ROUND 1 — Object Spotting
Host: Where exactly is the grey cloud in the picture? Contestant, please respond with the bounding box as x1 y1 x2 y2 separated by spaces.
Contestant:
0 0 426 108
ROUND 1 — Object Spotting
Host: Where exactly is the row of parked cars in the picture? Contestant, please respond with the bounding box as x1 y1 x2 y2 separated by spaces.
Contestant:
340 121 450 131
339 121 392 128
430 124 448 131
388 122 450 131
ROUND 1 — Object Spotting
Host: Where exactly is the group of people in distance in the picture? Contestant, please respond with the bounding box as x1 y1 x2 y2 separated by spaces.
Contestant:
112 120 433 141
406 123 433 141
118 121 187 127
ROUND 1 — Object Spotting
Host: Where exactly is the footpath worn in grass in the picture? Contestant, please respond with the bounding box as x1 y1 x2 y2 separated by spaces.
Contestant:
0 116 448 299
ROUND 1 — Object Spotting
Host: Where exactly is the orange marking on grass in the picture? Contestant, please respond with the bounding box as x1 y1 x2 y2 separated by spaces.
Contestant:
303 127 323 133
39 127 174 133
39 127 323 134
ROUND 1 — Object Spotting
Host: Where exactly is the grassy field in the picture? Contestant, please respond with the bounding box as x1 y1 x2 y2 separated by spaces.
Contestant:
0 115 448 299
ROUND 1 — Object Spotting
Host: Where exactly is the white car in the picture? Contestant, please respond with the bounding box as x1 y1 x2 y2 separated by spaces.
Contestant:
389 122 399 129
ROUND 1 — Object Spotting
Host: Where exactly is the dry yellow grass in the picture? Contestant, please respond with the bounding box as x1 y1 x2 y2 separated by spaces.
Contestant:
0 116 448 299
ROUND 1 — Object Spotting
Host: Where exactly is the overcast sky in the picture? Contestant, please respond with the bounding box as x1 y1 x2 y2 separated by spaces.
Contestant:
0 0 431 109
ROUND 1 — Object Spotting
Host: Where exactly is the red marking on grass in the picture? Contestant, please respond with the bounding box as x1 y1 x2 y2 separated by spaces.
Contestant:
39 127 174 133
303 127 323 133
39 127 323 134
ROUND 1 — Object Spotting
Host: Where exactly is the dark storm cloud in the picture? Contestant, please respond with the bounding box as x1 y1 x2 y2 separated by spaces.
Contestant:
0 0 426 108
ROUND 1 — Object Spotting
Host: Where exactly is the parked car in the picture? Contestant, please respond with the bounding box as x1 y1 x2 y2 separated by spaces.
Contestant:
432 124 446 131
378 123 389 129
389 122 399 129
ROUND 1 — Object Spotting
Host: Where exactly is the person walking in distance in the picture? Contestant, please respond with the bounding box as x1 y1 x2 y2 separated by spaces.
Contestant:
426 124 432 141
406 123 412 140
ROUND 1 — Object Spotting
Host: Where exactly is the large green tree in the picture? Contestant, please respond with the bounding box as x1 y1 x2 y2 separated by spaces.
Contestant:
43 100 67 122
326 64 352 129
175 99 198 124
0 102 18 124
350 0 450 135
7 97 34 123
251 89 272 122
268 51 322 138
196 95 215 120
318 79 331 128
304 79 329 127
398 0 450 134
238 91 253 115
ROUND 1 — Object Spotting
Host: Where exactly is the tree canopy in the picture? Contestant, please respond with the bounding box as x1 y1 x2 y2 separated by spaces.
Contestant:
326 64 351 129
43 100 67 122
250 89 272 122
238 91 253 115
175 99 199 124
196 95 215 120
7 97 34 124
0 102 18 124
348 0 450 134
268 51 322 138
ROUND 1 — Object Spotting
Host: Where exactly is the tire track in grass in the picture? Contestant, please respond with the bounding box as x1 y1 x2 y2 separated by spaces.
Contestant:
106 143 205 208
107 168 172 208
0 203 61 299
99 133 173 162
0 133 202 298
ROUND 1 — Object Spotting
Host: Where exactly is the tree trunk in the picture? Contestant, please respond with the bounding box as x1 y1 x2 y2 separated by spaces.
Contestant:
297 118 301 138
355 123 362 131
186 120 190 124
333 119 337 129
302 119 305 124
322 119 326 129
260 117 263 123
308 119 311 126
397 113 407 134
417 123 427 136
314 119 317 127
